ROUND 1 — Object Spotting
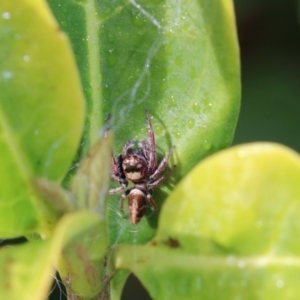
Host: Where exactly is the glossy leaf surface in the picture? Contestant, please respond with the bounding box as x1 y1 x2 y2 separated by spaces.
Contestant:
114 143 300 299
48 0 238 243
0 0 85 237
48 0 240 175
104 0 240 245
46 0 240 293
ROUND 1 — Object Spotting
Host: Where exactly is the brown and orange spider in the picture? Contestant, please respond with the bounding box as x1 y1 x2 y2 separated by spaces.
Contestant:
108 110 175 224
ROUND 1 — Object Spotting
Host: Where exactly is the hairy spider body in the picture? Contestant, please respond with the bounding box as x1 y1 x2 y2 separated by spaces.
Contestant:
122 154 147 183
108 111 174 224
127 185 148 224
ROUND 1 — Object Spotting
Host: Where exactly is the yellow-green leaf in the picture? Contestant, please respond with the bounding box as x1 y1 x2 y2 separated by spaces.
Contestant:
70 134 112 212
0 0 85 237
114 143 300 299
0 241 53 300
0 210 106 300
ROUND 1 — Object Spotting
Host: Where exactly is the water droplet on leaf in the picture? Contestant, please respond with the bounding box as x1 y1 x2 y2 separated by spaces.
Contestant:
188 118 195 128
23 55 30 62
2 71 13 79
193 102 200 114
2 12 11 20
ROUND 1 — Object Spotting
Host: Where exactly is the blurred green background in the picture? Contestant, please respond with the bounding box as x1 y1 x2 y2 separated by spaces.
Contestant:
43 0 300 299
120 1 300 299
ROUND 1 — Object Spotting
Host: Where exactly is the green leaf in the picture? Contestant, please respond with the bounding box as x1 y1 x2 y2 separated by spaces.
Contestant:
0 210 106 300
54 211 108 299
110 269 131 300
0 240 54 300
32 136 112 298
114 143 300 299
103 0 240 245
33 134 112 215
70 134 112 211
32 178 76 214
47 4 240 294
157 143 300 255
0 0 85 237
47 5 240 294
48 0 240 171
31 136 112 298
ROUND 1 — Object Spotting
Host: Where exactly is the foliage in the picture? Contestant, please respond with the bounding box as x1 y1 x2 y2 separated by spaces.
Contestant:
6 0 300 300
115 143 300 300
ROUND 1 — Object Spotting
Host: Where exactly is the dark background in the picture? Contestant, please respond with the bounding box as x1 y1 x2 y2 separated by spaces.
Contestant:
121 0 300 299
233 0 300 149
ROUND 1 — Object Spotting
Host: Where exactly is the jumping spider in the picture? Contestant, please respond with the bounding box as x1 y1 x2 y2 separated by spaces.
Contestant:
108 110 175 224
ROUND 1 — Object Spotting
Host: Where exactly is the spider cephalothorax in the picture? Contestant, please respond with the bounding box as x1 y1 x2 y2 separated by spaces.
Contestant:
108 110 175 224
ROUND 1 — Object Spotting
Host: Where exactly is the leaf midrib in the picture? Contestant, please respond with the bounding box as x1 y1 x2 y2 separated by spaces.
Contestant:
116 245 300 270
84 0 102 144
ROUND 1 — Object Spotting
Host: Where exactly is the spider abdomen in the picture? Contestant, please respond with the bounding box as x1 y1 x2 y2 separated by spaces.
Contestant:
128 187 147 224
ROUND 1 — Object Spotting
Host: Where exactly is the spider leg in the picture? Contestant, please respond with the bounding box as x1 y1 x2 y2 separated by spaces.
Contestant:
109 183 127 195
110 154 128 188
105 114 130 212
139 140 151 162
145 110 157 173
146 192 159 213
108 137 128 195
122 140 136 157
111 173 124 184
149 145 175 182
148 166 175 189
119 192 128 217
110 155 120 180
